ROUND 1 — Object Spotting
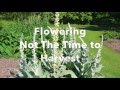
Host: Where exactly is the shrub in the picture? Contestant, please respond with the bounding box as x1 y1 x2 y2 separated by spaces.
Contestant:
103 31 120 40
0 15 49 58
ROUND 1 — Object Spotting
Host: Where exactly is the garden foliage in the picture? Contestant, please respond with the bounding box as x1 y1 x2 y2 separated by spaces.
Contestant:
16 12 104 78
103 31 120 40
0 15 49 58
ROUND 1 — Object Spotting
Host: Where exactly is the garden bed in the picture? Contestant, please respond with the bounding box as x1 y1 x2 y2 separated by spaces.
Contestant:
104 39 120 52
0 58 19 78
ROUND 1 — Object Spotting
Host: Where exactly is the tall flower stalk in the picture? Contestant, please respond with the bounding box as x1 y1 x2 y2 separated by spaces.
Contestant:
32 29 38 63
52 12 62 76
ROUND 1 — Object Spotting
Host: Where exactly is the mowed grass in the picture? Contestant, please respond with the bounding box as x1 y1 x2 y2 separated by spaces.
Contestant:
74 25 120 78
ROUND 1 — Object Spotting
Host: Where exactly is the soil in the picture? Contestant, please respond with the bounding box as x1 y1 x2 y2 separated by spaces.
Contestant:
104 39 120 52
0 58 19 78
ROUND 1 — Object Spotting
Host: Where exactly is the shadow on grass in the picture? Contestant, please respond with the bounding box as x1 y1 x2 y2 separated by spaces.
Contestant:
79 25 120 32
0 27 2 31
84 25 104 31
77 25 106 31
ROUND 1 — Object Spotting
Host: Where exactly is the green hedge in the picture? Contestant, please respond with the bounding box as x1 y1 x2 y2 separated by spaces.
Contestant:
103 31 120 40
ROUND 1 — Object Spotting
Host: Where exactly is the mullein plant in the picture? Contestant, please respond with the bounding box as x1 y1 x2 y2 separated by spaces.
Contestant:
17 29 52 78
62 23 104 78
16 12 104 78
40 12 77 78
50 12 77 78
71 35 104 78
16 12 77 78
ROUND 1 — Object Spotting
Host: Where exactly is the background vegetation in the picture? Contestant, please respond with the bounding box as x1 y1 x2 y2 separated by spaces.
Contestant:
0 12 120 78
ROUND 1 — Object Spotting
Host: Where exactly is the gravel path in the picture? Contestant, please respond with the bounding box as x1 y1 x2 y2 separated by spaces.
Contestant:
104 39 120 52
0 59 19 78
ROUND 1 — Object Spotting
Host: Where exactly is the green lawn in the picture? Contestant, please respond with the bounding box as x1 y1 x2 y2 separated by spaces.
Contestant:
74 25 120 78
